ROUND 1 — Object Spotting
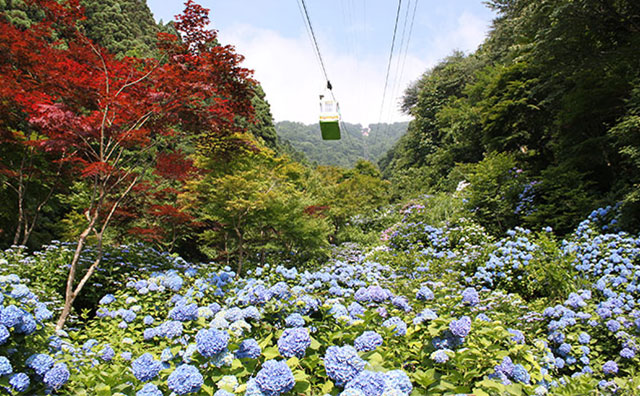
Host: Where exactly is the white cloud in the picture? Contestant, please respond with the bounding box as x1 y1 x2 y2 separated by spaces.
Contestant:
217 11 490 126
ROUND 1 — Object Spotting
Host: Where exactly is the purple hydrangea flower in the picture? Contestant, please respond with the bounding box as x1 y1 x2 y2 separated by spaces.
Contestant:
449 316 471 338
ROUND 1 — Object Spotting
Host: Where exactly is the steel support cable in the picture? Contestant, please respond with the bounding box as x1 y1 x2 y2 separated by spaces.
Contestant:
298 0 331 89
296 0 354 144
377 0 403 130
386 0 419 135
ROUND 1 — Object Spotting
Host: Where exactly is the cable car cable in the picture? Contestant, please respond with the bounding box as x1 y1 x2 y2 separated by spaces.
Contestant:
385 0 419 136
377 0 403 130
298 0 332 91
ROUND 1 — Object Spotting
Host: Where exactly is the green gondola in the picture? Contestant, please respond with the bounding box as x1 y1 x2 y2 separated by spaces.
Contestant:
319 90 340 140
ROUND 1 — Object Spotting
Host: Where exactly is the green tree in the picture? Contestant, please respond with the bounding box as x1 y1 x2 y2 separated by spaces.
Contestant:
188 144 330 274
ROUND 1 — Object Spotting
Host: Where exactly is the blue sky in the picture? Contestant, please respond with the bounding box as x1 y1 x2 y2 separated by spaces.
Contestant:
147 1 496 126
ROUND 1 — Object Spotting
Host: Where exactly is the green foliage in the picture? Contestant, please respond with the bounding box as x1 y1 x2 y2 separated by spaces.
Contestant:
311 160 391 240
457 152 525 235
80 0 161 58
382 0 640 234
188 144 331 273
523 166 600 235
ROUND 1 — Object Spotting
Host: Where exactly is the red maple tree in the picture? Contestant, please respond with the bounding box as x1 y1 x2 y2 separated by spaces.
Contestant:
0 0 255 328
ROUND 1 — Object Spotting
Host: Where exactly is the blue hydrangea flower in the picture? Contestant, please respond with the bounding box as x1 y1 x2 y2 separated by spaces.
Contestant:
224 307 244 322
196 328 229 358
9 372 30 392
285 313 305 328
236 339 261 359
27 353 54 376
449 316 471 338
143 315 155 326
495 356 515 377
169 303 199 322
0 356 13 376
99 294 116 305
254 359 295 396
384 370 412 394
213 390 235 396
243 306 261 321
43 362 69 390
391 296 412 312
15 312 36 335
578 332 591 344
382 317 407 336
163 275 184 291
512 364 530 384
157 320 183 339
137 383 163 396
100 345 115 361
324 345 366 387
167 364 203 395
0 305 23 328
620 348 635 359
131 353 162 382
461 287 480 306
416 286 434 301
348 302 365 318
354 331 383 352
10 284 30 299
558 343 572 356
277 328 311 358
245 378 266 396
0 324 9 345
340 390 366 396
35 304 53 321
345 370 386 396
431 349 450 364
508 329 524 344
602 360 618 375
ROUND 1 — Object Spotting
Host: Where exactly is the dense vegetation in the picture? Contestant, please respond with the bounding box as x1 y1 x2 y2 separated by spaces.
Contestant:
0 0 639 395
2 198 640 395
381 0 640 235
275 121 408 168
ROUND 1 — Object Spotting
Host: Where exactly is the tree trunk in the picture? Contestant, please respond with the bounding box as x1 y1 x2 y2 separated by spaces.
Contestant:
55 217 95 330
12 166 25 246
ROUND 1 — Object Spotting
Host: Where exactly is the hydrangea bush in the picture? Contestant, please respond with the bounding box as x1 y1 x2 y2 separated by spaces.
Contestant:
0 206 639 395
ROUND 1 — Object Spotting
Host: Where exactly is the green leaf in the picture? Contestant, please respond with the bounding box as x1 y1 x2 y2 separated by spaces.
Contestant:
95 383 111 396
263 346 279 360
293 380 310 392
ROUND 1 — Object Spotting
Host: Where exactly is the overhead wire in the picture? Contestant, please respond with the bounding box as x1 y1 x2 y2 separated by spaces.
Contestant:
397 0 419 96
296 0 353 144
386 0 412 126
376 0 404 132
385 0 419 135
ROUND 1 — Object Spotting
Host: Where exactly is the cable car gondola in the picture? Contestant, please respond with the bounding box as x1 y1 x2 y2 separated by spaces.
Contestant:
319 82 340 140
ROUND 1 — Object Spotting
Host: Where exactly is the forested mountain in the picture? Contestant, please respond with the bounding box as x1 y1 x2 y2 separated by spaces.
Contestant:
276 121 408 167
381 0 640 233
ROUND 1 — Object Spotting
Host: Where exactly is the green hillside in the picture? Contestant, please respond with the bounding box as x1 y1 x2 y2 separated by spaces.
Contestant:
275 121 408 167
